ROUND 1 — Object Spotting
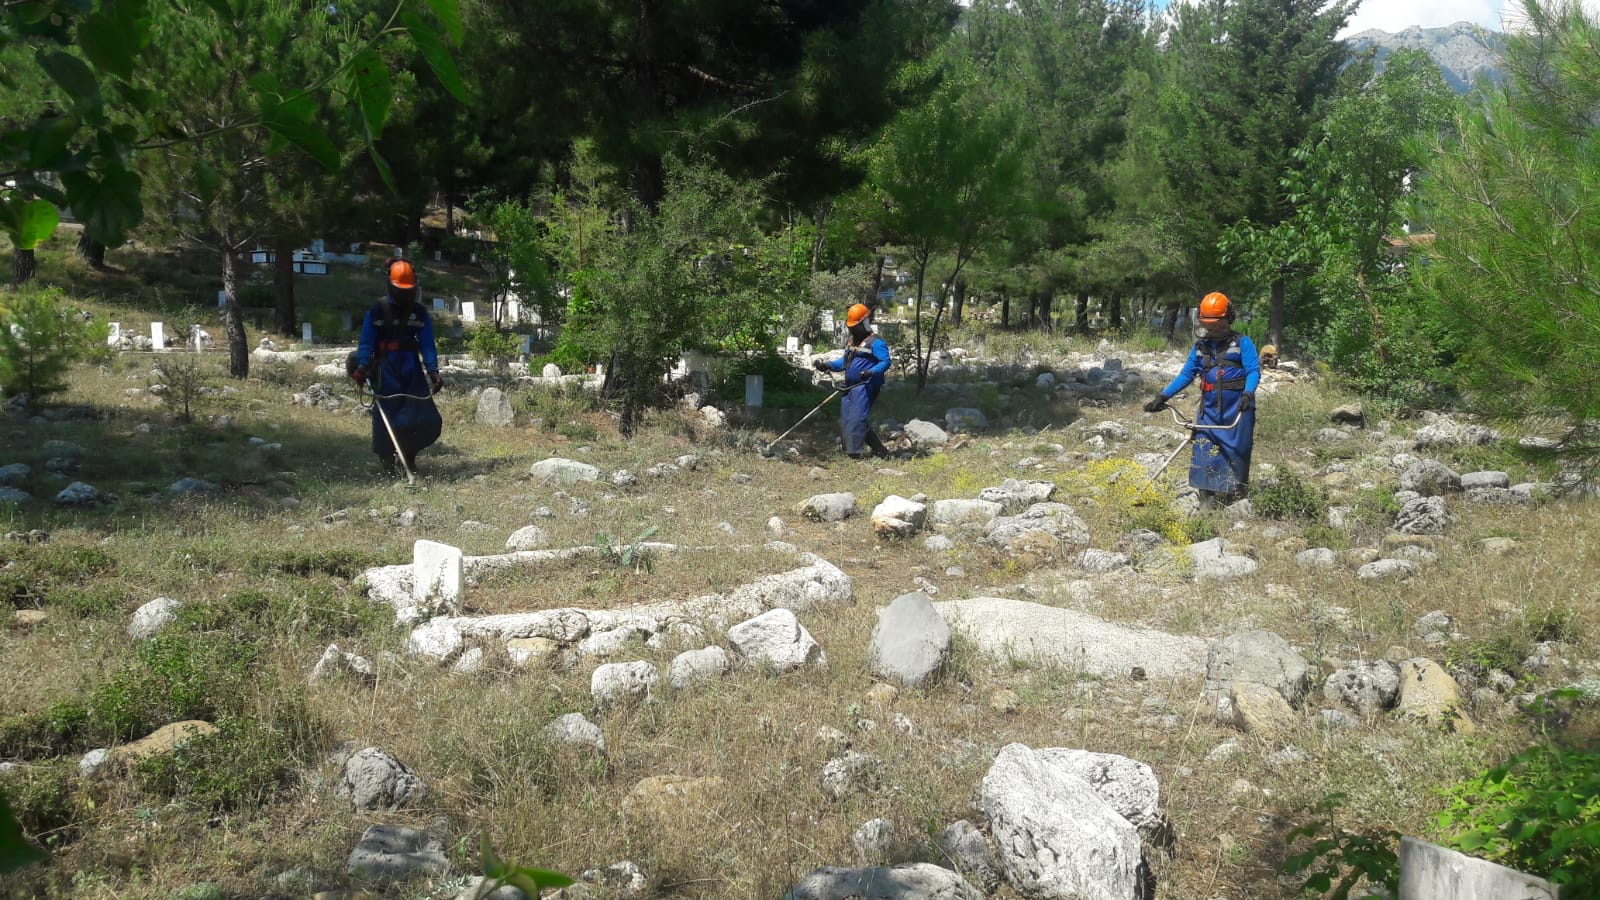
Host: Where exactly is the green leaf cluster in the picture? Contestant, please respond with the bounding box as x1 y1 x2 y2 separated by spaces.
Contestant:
1438 738 1600 889
0 285 109 408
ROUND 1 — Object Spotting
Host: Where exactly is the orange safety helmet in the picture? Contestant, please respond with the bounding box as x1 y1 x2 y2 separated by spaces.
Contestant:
846 303 871 327
388 258 416 290
1198 291 1231 321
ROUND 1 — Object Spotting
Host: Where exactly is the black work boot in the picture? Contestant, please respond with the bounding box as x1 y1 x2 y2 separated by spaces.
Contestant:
865 428 891 459
380 455 399 478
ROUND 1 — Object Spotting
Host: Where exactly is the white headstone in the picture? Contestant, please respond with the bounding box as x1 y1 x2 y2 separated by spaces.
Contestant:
433 250 443 261
594 364 604 380
786 336 800 352
310 238 325 255
506 300 520 323
745 374 764 408
108 323 121 347
340 312 353 331
150 322 164 349
821 312 835 331
433 298 445 311
413 540 463 609
1399 837 1558 900
461 302 477 323
802 343 813 357
217 289 227 308
521 335 533 355
191 325 203 352
302 322 314 343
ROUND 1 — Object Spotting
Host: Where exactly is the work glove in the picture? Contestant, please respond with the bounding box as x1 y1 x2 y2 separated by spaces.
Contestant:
350 369 366 387
1239 392 1256 412
812 359 830 372
1143 394 1169 414
428 372 444 394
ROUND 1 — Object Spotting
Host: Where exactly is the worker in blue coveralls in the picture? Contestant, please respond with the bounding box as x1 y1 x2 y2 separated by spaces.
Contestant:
352 258 444 477
813 303 892 459
1143 291 1261 509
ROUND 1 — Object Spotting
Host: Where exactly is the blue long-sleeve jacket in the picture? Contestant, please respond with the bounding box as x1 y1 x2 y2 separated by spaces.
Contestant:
356 298 438 375
827 335 891 386
1160 332 1260 397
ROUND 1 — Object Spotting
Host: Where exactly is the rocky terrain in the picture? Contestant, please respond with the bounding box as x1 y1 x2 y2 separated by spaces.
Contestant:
2 334 1596 898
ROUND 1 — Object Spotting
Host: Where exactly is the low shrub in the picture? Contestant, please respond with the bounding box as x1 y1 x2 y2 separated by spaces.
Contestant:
1252 469 1329 521
133 714 302 811
247 549 380 579
90 630 257 742
4 759 88 849
1438 737 1600 890
0 701 90 759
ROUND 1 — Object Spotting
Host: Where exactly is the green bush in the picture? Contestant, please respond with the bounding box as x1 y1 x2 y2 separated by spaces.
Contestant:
3 759 86 849
1252 469 1329 520
1438 738 1600 890
133 714 300 811
44 584 123 619
468 324 522 376
0 287 109 407
1282 794 1401 899
0 701 90 759
90 630 257 742
247 549 379 579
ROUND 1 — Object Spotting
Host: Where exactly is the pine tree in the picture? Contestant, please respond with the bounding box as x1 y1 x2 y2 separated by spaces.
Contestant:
1418 0 1600 463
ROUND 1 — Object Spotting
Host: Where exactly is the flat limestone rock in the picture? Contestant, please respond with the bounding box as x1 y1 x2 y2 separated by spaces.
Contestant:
784 864 982 900
935 596 1206 680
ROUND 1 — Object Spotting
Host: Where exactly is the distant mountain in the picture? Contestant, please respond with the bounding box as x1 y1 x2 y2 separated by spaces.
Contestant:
1345 21 1506 93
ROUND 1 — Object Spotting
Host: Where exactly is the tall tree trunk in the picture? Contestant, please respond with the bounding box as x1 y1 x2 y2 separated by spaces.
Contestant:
913 261 927 388
273 237 297 336
75 232 106 269
11 248 36 285
444 183 455 235
1268 276 1286 349
951 274 966 327
222 248 249 378
1074 289 1089 334
868 254 886 310
1038 287 1055 333
810 200 831 275
1000 287 1009 328
1109 291 1123 331
1161 300 1181 343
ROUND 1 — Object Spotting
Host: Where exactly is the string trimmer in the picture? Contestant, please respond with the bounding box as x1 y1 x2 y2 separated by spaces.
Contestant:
1138 396 1244 496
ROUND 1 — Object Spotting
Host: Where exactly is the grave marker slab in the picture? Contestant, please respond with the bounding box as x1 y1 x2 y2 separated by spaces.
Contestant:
745 374 764 408
413 540 463 609
302 322 314 343
433 298 445 311
1399 837 1558 900
107 323 121 347
461 302 477 323
151 322 165 349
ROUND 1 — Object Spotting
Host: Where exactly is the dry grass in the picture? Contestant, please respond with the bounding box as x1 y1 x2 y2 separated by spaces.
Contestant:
1 286 1596 899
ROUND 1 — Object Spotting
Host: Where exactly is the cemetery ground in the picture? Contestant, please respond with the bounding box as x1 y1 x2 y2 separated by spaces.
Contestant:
2 257 1599 898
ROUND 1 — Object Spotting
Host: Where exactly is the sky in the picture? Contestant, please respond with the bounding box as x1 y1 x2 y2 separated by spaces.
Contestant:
1152 1 1600 36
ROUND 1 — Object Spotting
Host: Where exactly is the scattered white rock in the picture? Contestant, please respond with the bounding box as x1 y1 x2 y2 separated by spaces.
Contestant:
668 646 732 691
542 712 607 753
128 597 182 640
591 660 660 708
338 747 426 810
868 592 951 687
728 609 824 673
871 495 927 538
529 457 600 484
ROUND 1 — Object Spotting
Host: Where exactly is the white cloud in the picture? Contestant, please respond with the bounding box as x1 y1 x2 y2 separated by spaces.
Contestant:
1340 0 1600 37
